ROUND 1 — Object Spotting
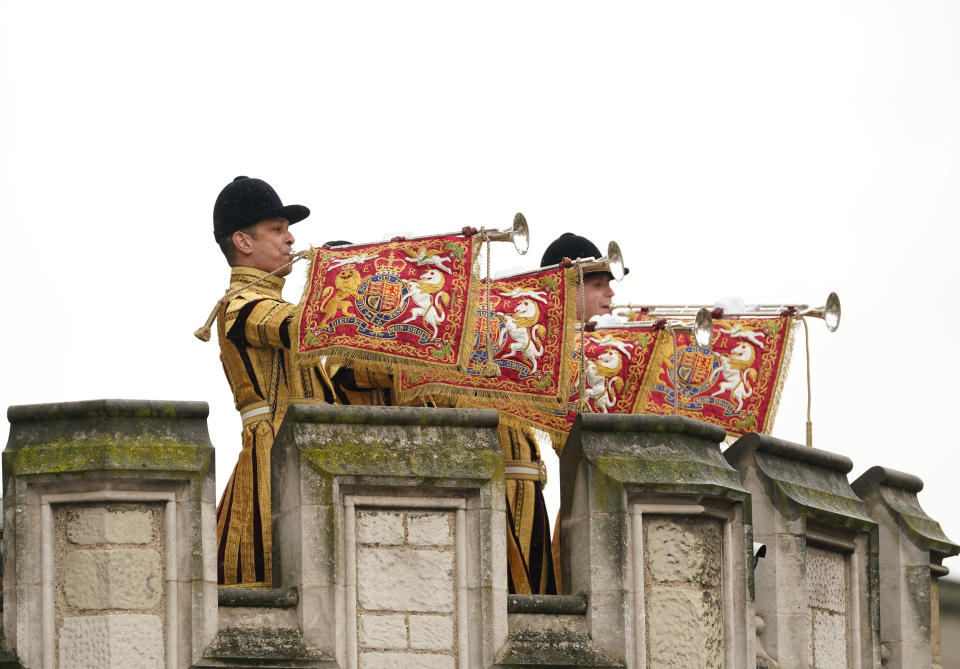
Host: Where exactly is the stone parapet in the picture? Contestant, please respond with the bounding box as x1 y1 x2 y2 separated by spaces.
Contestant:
852 466 960 669
3 399 217 668
725 432 880 669
559 414 753 669
270 403 506 669
6 397 956 668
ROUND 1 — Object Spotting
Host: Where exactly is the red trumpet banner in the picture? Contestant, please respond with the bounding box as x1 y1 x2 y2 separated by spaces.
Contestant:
636 316 796 436
395 266 577 405
460 327 662 441
295 235 480 371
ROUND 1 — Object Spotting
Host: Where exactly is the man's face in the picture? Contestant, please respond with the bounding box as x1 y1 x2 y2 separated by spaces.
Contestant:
582 274 615 320
234 217 296 276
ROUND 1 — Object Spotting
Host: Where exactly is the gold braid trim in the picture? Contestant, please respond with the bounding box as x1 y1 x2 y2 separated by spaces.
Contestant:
505 514 533 595
398 381 572 409
483 406 571 445
761 315 797 434
558 266 579 408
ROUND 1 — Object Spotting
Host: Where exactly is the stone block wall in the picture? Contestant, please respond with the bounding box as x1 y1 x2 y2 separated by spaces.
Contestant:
56 504 166 668
806 546 850 668
642 514 724 668
352 507 461 668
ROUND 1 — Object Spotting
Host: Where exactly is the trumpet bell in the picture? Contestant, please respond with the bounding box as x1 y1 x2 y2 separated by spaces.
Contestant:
606 241 625 282
694 308 714 348
576 240 626 281
824 292 840 332
511 213 529 256
799 292 841 332
481 212 530 255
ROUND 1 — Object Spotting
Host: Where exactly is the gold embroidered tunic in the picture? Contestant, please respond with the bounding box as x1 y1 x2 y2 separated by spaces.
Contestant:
215 266 332 586
499 423 556 595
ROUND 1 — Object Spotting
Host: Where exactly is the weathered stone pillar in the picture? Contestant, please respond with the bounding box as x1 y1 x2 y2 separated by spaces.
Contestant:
558 414 753 669
270 404 506 669
3 399 218 669
851 467 959 669
725 433 880 669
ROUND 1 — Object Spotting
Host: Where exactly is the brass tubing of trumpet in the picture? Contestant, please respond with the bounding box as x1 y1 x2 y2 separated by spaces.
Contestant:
578 322 700 333
613 305 807 317
578 258 611 274
314 228 480 250
613 303 804 310
480 229 515 243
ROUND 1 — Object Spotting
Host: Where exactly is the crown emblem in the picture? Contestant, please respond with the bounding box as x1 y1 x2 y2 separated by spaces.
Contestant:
373 251 407 276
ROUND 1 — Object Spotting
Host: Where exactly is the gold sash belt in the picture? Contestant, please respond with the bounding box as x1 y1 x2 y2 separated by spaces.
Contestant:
503 460 547 484
240 404 273 426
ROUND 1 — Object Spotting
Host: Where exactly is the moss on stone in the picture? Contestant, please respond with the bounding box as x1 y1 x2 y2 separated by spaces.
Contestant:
594 454 742 490
301 436 501 480
5 439 212 477
775 480 874 528
496 629 625 666
204 626 329 661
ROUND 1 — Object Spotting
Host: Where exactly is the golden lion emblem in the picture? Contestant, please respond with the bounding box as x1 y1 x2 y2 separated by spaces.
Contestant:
317 267 364 326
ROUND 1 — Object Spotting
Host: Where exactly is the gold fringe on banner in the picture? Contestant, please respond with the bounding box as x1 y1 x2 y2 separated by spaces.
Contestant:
760 315 797 434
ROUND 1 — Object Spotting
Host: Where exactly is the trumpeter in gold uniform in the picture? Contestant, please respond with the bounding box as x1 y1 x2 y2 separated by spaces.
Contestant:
210 176 332 586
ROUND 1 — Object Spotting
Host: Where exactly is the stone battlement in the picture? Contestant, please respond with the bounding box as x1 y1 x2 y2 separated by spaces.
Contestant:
2 399 957 668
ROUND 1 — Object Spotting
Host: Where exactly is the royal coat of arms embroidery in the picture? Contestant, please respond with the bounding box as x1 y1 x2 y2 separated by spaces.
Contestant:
295 236 479 372
638 316 796 436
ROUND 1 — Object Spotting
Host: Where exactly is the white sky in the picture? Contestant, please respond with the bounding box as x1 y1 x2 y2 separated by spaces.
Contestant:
3 1 959 571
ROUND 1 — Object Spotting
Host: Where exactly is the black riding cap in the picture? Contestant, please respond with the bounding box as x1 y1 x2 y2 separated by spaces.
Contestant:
213 176 310 241
540 232 629 280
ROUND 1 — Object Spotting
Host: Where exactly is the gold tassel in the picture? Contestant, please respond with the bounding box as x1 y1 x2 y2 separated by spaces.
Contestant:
194 298 226 342
481 338 501 377
480 233 500 378
576 370 591 412
575 264 590 412
196 250 311 343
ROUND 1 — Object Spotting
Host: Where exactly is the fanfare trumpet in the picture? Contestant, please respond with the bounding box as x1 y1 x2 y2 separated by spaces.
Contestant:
328 212 531 256
586 307 714 348
539 241 626 282
613 292 841 332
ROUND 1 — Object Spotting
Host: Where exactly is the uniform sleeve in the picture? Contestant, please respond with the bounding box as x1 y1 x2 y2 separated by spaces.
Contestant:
226 296 297 350
329 365 394 406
